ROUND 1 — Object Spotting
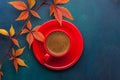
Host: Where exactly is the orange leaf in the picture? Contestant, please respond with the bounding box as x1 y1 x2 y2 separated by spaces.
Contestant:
0 72 3 76
10 25 15 37
33 32 45 42
9 56 14 60
12 48 15 56
16 58 27 67
27 20 32 30
15 47 25 57
57 6 73 20
11 38 20 48
30 10 41 18
26 33 34 48
50 5 55 16
8 1 27 10
16 11 29 21
32 25 40 31
20 29 29 35
14 60 18 72
54 7 62 25
28 0 36 9
54 0 69 4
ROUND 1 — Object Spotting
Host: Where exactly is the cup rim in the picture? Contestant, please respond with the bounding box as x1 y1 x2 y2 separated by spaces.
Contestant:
44 29 71 57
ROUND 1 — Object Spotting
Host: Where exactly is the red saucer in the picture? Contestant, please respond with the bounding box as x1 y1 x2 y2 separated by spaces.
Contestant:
32 20 84 70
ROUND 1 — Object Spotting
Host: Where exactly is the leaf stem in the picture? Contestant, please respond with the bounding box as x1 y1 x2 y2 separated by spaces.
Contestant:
0 0 47 64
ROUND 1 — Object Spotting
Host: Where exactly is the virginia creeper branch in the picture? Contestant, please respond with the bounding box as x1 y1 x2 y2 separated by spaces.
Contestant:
0 0 47 64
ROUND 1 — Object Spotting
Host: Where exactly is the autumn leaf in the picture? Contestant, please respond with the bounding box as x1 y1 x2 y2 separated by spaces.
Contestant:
10 47 27 72
54 0 69 4
32 26 40 31
9 0 40 21
16 11 29 21
54 6 62 25
12 48 15 56
57 6 73 20
28 0 36 9
0 71 3 80
8 1 27 10
20 29 29 35
50 5 55 16
50 5 73 25
27 20 32 30
0 72 3 77
0 29 9 36
26 33 34 48
33 32 45 42
15 47 25 57
0 64 3 80
11 38 20 48
10 25 15 37
14 60 18 72
16 58 27 67
30 10 41 18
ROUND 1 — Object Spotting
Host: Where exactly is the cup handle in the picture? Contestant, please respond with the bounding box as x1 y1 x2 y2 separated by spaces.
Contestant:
43 53 50 62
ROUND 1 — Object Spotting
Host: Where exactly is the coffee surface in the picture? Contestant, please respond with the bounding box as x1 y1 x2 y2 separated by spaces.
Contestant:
46 31 70 55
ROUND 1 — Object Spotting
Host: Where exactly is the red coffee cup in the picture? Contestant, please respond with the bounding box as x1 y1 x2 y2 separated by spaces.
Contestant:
43 29 71 61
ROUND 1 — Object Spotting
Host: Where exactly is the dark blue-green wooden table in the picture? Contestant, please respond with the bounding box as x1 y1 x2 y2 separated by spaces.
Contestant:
0 0 120 80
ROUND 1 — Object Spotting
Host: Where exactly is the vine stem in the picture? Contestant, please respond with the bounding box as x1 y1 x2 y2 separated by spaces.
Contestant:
0 0 47 64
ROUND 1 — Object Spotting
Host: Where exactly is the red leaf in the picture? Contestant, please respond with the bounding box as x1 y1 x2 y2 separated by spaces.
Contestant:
54 0 69 4
11 38 20 48
33 32 45 42
27 20 32 30
30 10 41 18
57 6 73 20
26 33 34 48
16 11 29 21
9 1 27 10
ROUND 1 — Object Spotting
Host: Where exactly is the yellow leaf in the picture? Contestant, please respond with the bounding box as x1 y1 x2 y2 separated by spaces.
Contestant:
11 38 20 48
54 0 69 4
27 20 32 30
10 25 15 37
8 1 27 10
0 29 9 36
33 32 45 42
26 33 34 48
28 0 36 9
15 47 25 57
16 11 29 21
14 60 18 72
16 58 27 67
30 10 41 18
